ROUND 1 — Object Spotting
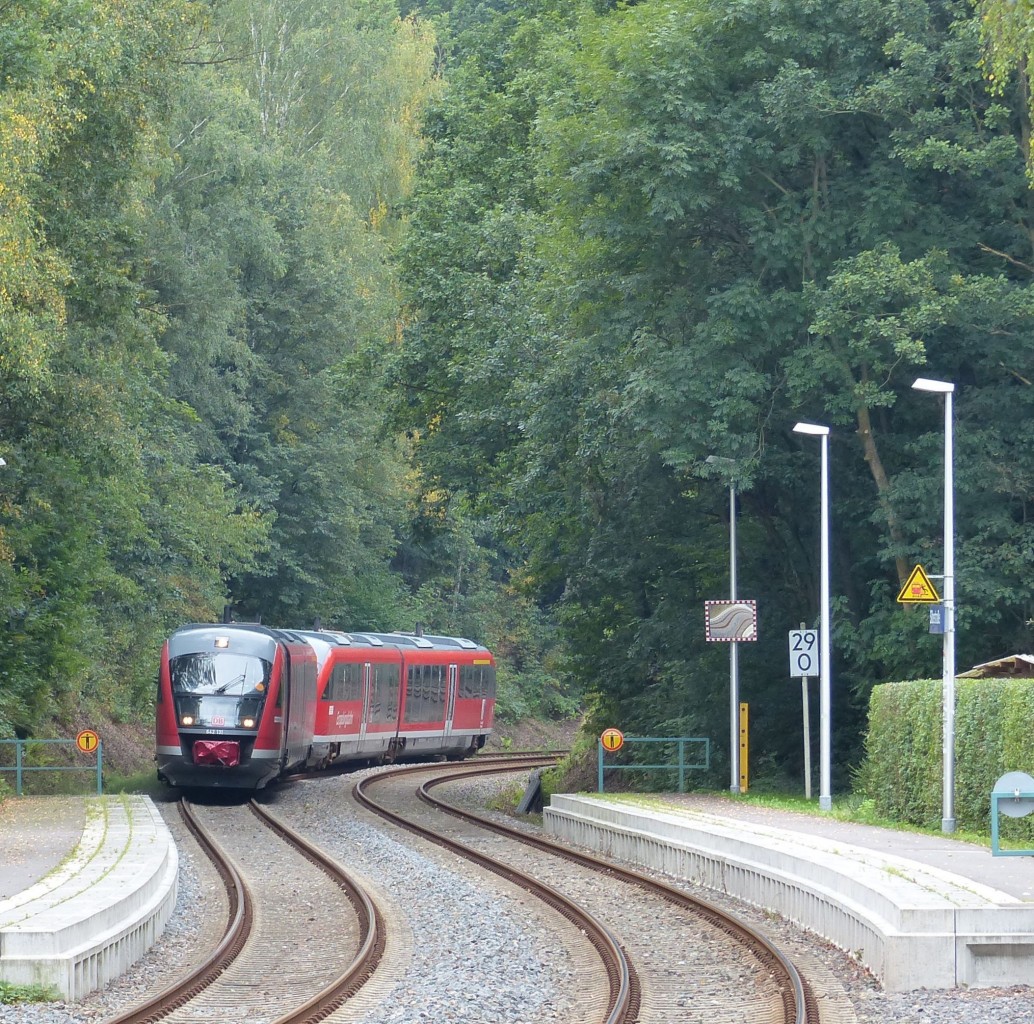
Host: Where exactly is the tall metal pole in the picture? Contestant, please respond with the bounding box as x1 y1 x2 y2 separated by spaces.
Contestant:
818 432 832 811
913 378 956 833
793 422 833 811
943 389 956 833
729 480 740 794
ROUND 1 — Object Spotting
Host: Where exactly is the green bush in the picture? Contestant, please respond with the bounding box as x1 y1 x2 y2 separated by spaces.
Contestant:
858 677 1034 837
0 981 59 1004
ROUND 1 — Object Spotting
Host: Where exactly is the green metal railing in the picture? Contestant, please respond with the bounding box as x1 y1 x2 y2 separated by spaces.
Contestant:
0 738 104 796
990 787 1034 857
597 736 710 793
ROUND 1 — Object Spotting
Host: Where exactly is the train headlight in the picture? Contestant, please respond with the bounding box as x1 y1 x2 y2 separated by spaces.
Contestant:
180 714 195 726
241 717 256 729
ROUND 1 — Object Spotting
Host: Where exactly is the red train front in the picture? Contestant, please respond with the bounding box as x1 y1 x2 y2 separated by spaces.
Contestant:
155 622 317 790
156 622 495 789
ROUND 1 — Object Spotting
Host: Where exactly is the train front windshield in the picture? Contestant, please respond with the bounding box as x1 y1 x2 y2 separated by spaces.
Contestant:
170 652 271 730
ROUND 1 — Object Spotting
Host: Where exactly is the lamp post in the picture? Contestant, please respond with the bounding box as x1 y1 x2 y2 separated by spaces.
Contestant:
912 376 956 834
706 455 740 794
792 422 833 811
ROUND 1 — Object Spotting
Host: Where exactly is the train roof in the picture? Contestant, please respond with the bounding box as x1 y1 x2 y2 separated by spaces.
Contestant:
287 627 490 654
289 628 354 646
222 624 493 656
173 622 329 649
396 632 484 651
350 631 490 653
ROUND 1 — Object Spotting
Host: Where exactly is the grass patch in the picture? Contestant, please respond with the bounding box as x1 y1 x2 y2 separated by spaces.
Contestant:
486 779 527 814
104 769 165 797
0 981 60 1004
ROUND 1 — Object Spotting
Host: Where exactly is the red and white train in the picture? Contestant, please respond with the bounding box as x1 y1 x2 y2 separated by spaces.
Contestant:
155 622 496 790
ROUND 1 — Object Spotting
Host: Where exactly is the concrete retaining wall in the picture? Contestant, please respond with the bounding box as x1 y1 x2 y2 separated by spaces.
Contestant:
0 795 178 1000
544 794 1034 991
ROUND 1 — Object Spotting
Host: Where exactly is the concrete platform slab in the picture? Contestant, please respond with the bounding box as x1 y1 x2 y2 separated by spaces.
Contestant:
0 795 177 1000
544 793 1034 992
0 796 86 900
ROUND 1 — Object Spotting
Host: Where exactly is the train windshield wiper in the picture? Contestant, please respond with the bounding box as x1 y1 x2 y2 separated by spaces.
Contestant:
213 673 247 695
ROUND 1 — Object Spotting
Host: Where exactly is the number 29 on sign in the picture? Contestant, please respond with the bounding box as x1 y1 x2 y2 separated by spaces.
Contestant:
788 629 819 678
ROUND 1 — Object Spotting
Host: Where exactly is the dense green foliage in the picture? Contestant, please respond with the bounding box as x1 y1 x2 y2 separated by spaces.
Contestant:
860 677 1034 836
399 0 1034 791
4 0 1034 802
0 0 564 740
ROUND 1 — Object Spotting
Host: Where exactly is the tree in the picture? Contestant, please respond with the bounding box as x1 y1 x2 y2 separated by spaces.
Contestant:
975 0 1034 177
400 0 1034 785
145 0 440 628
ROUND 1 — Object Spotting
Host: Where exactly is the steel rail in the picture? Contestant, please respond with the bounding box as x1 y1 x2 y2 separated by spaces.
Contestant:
253 799 387 1024
422 761 820 1024
354 758 639 1024
101 799 252 1024
102 798 384 1024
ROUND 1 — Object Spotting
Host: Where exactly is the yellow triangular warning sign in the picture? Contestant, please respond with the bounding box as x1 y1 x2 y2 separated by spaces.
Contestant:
896 564 941 604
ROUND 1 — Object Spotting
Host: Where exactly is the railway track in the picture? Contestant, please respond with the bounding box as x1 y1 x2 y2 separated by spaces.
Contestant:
353 758 820 1024
103 798 384 1024
354 756 638 1024
103 755 821 1024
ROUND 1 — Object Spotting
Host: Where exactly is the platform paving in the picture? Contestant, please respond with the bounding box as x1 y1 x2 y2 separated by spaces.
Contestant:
0 796 87 901
544 792 1034 992
0 794 177 1000
653 793 1034 901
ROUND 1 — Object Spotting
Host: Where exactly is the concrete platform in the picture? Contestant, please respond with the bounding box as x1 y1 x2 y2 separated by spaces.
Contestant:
0 794 178 1000
544 793 1034 992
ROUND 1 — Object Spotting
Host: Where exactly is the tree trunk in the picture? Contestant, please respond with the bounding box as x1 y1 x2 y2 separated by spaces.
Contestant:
856 404 910 587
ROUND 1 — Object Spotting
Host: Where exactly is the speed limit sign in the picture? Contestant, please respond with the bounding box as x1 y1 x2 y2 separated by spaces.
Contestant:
788 629 819 677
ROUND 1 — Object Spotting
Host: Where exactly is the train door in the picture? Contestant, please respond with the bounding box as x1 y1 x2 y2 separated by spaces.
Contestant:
282 642 317 771
444 664 457 740
359 662 371 745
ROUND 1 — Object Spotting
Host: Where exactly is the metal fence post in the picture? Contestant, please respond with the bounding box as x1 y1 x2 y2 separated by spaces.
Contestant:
1 736 104 794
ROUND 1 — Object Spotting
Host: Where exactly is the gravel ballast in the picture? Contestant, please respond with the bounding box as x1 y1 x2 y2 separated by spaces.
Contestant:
1 771 1032 1024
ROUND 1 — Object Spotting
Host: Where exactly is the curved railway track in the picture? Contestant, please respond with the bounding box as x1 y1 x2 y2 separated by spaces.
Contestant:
103 798 385 1024
102 754 821 1024
354 758 820 1024
353 757 639 1024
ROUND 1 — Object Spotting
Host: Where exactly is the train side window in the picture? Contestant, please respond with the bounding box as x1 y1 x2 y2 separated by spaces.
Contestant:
324 665 338 701
405 665 417 720
375 663 400 721
325 662 362 702
386 664 400 719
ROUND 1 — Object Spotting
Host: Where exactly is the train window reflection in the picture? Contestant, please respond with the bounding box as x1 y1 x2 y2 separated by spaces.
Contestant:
170 653 271 696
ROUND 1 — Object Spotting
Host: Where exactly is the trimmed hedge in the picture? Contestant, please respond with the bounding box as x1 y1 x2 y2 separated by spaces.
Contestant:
857 677 1034 837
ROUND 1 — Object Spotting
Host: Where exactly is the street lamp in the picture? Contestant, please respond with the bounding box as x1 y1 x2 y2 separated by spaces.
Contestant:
706 455 741 794
792 422 833 811
912 376 956 834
